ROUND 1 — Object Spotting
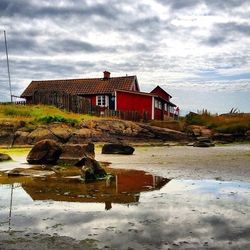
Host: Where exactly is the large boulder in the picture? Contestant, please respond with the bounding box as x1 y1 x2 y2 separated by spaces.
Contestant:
81 157 107 181
58 143 95 166
27 139 62 164
0 153 12 162
102 143 135 155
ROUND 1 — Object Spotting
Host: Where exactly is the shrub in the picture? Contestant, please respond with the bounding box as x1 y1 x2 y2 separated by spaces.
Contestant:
215 123 249 135
37 115 78 125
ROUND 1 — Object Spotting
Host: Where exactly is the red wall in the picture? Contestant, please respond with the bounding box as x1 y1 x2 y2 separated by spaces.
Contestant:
151 86 170 101
116 91 152 118
154 108 163 120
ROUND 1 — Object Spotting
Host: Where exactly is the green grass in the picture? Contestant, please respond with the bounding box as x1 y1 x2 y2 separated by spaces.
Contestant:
0 104 98 125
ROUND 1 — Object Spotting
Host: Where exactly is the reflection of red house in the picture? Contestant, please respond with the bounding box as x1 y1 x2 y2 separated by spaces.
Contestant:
19 169 170 206
21 71 177 120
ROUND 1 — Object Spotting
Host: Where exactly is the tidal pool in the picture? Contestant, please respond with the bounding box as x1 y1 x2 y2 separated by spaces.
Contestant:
0 176 250 249
0 145 250 249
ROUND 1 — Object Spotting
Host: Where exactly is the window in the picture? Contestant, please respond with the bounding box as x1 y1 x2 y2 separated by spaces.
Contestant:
154 99 162 109
164 103 167 111
96 95 108 107
154 99 158 108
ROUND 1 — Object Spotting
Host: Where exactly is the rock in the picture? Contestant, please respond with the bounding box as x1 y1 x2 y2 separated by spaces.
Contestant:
186 125 212 138
193 141 215 147
81 157 107 181
27 127 58 144
12 131 30 145
245 130 250 140
0 153 12 162
48 123 74 143
102 143 135 155
58 143 95 166
7 168 23 176
7 167 54 177
196 136 212 143
27 139 62 164
68 128 103 143
0 131 13 145
212 133 234 143
193 136 214 147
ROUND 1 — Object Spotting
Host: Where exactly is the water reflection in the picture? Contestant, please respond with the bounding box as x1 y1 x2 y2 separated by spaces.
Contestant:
0 173 250 249
0 169 169 208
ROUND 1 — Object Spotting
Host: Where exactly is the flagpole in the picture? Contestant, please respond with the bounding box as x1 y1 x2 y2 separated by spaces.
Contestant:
4 30 13 103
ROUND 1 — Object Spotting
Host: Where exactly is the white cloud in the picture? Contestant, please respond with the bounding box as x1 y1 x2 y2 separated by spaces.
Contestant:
0 0 249 112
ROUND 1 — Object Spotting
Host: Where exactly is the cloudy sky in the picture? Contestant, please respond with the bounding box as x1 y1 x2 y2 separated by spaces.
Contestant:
0 0 250 114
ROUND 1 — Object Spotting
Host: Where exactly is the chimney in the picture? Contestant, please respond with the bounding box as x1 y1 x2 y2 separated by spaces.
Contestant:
103 71 111 80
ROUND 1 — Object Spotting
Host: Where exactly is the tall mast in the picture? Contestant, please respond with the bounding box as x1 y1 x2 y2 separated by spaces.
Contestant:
4 30 13 102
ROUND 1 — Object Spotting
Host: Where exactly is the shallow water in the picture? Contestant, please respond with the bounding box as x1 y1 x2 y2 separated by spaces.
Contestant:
0 146 250 249
0 177 250 249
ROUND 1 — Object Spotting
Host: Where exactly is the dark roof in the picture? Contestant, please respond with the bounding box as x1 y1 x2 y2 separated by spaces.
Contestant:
21 76 138 97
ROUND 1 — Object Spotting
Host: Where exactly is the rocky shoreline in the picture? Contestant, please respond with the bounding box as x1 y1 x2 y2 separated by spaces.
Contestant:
0 119 249 147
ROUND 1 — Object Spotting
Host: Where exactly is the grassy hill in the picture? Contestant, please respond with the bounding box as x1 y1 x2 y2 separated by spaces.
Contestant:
185 112 250 135
0 104 249 136
0 104 97 126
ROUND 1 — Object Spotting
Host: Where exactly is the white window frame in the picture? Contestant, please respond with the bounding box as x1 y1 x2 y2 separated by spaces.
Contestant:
164 103 167 111
154 99 162 109
96 95 109 107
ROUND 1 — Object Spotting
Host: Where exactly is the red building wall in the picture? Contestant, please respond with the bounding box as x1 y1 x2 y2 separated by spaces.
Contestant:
116 91 153 119
154 108 163 120
151 86 170 102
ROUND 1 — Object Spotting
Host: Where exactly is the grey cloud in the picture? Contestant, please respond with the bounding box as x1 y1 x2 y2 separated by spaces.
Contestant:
157 0 248 11
204 36 226 46
6 36 40 54
157 0 200 10
48 39 116 54
218 22 250 36
204 0 248 10
3 33 116 56
0 0 120 20
203 22 250 46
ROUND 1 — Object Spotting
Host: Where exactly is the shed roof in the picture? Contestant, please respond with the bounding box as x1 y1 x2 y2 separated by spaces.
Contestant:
21 75 138 97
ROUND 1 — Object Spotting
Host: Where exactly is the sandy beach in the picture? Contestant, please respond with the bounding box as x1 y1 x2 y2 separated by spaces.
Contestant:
97 143 250 182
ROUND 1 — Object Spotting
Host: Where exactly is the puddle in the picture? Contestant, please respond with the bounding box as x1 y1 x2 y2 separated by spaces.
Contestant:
0 148 250 249
0 175 250 249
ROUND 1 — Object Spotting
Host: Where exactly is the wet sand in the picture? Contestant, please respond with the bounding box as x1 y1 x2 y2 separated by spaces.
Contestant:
97 143 250 182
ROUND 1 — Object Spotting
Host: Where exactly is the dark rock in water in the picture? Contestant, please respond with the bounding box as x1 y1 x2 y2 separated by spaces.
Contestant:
102 143 135 155
0 153 12 162
81 157 107 181
193 136 215 147
27 139 62 164
193 141 215 147
196 136 212 143
58 143 95 166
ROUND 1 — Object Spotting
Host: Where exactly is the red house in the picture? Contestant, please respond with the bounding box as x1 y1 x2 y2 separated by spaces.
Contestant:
21 71 177 120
